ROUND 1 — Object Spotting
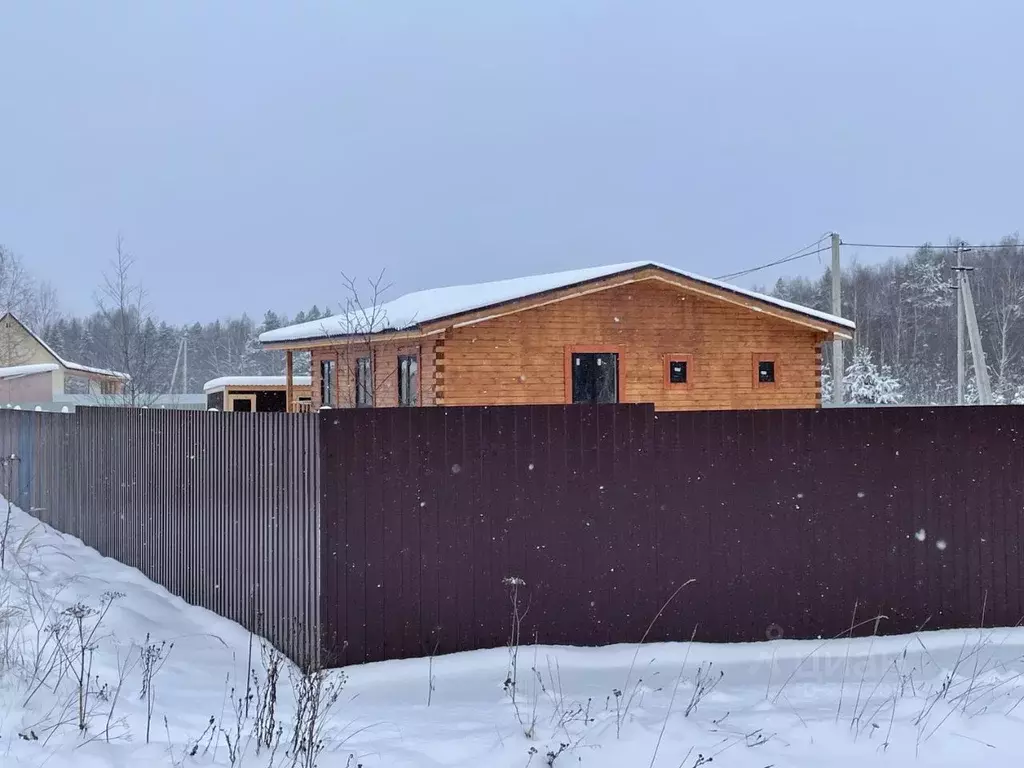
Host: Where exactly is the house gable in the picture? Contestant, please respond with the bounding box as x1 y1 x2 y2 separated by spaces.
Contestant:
439 279 825 410
0 313 129 390
0 313 63 368
418 267 851 339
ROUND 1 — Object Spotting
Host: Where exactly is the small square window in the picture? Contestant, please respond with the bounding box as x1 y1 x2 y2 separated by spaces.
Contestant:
664 354 692 388
758 360 776 383
669 361 688 384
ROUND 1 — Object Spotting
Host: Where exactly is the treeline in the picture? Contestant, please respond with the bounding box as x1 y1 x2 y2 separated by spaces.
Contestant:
43 308 330 394
1 241 327 394
767 236 1024 404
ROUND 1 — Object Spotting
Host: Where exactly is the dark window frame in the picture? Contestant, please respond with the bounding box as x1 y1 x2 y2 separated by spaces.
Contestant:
564 346 622 404
320 358 336 406
398 354 418 407
355 356 373 408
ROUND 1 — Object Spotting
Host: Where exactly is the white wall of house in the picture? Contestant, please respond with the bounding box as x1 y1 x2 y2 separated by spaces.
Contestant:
0 370 57 403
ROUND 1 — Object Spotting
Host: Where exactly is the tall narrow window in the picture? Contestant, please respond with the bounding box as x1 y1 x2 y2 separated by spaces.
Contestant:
398 355 418 407
355 356 373 408
320 359 336 406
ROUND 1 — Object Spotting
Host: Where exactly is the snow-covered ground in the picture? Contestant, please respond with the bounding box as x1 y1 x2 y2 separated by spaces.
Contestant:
1 499 1023 767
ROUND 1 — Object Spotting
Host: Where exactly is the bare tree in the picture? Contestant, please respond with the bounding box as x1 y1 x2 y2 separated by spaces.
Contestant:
28 281 61 333
982 240 1024 397
0 245 38 319
95 237 157 406
0 244 62 366
317 270 410 408
202 316 261 378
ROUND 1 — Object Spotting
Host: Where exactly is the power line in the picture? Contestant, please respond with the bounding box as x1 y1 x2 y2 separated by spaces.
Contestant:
717 236 1018 283
841 241 1018 251
716 246 830 280
716 233 832 280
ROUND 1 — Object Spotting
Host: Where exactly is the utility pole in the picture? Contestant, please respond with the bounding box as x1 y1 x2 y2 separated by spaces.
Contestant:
831 233 844 404
167 335 184 395
167 333 190 395
955 242 966 404
961 270 992 404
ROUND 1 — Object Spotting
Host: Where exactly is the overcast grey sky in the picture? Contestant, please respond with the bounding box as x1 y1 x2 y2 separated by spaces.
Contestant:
2 1 1023 324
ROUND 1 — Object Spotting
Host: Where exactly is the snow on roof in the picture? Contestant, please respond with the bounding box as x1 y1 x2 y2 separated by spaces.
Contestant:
0 313 131 380
203 375 313 393
61 360 132 379
259 261 856 344
0 363 60 379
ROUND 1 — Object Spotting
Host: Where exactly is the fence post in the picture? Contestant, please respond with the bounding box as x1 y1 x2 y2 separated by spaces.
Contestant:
18 413 33 512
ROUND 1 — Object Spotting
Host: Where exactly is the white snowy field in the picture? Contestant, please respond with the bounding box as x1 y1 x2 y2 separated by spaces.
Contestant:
1 499 1023 768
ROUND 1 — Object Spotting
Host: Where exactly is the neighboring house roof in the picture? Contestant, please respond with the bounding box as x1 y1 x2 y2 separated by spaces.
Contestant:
259 261 855 345
0 313 131 380
203 375 313 393
59 359 131 379
0 363 61 379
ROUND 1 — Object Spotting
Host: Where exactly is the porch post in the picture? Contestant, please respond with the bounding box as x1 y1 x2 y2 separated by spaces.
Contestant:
285 350 294 413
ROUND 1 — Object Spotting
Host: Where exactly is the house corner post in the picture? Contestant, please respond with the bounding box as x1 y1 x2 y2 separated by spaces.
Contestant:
285 350 294 412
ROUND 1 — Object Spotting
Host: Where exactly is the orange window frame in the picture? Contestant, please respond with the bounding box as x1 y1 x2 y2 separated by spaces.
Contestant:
563 346 626 404
752 352 780 388
663 354 693 389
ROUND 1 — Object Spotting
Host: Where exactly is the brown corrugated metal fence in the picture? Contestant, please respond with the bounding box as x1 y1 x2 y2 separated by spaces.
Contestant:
3 404 1022 669
319 404 1024 665
0 407 320 667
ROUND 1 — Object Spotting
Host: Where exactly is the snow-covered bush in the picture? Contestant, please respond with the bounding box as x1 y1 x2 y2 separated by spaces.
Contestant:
843 346 904 404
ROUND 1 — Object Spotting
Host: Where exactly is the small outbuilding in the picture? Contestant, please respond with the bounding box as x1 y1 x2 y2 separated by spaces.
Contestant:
203 376 313 412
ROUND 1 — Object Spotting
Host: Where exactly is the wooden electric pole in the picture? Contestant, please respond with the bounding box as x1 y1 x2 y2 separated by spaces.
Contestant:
955 242 967 404
831 233 844 404
961 270 992 404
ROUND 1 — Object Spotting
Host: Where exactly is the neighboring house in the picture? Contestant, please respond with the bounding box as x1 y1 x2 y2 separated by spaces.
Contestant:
259 262 854 412
0 313 129 402
204 376 313 412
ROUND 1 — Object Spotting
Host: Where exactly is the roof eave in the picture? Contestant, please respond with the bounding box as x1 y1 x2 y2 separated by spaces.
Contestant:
259 326 434 350
258 263 856 347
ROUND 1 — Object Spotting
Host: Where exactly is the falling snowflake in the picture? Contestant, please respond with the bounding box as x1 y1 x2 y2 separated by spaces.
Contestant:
914 529 927 542
936 540 947 551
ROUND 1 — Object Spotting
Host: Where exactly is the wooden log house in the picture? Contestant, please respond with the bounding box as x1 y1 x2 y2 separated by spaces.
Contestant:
259 262 854 413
